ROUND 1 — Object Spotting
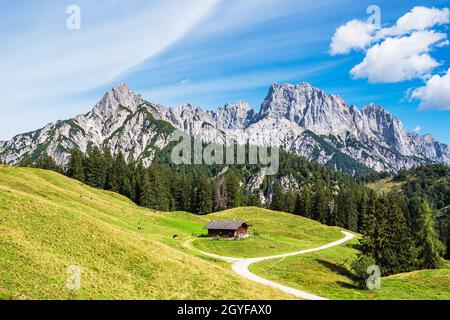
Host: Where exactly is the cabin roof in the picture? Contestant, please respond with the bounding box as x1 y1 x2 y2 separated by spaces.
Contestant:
204 220 248 231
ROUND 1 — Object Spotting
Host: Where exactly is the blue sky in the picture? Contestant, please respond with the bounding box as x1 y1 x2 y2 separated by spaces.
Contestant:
0 0 449 144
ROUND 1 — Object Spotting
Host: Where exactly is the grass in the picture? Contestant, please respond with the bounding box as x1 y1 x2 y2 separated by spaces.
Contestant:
191 207 344 258
250 238 450 300
1 165 448 300
367 178 403 195
0 165 292 300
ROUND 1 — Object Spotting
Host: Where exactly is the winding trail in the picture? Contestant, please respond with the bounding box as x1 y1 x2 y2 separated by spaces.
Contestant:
183 230 355 300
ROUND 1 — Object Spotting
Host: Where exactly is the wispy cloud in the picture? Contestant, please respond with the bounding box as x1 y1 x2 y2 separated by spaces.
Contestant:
0 0 216 139
140 60 341 108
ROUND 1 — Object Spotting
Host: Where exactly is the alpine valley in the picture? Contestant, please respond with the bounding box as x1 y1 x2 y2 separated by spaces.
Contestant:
1 83 449 175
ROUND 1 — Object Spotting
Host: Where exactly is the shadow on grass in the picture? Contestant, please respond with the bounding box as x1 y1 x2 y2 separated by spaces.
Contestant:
317 259 352 276
316 259 359 288
336 281 360 289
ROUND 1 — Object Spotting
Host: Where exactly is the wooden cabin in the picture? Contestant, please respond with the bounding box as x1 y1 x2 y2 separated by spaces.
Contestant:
204 220 249 238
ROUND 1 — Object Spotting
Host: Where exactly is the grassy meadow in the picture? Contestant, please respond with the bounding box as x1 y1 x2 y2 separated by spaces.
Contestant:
250 238 450 300
191 207 343 258
0 165 291 300
1 165 449 300
367 178 404 194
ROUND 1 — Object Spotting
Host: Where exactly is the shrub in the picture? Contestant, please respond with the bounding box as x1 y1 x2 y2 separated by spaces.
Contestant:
351 254 377 289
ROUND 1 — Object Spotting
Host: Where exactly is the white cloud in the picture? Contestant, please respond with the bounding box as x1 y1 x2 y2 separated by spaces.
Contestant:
414 126 422 133
329 19 375 55
350 31 446 83
411 68 450 110
376 6 450 39
330 6 450 84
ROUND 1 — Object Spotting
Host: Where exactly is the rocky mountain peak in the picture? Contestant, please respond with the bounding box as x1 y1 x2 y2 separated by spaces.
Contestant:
258 82 326 118
361 103 414 155
91 84 144 120
362 103 398 131
1 82 449 173
215 100 256 129
362 103 391 116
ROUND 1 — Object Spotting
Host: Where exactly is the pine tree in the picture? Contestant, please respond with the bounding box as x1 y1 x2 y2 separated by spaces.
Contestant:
133 162 145 205
444 215 450 260
140 171 154 209
313 183 329 224
226 172 241 209
407 196 422 233
67 149 85 181
294 185 313 218
270 184 285 212
181 174 193 211
416 200 445 269
194 173 213 215
115 152 132 197
284 188 297 213
172 172 193 211
84 146 106 188
358 193 378 256
213 179 228 212
246 192 262 207
35 154 59 172
326 198 338 226
357 189 369 232
148 165 171 211
377 194 417 275
103 146 115 189
337 188 358 231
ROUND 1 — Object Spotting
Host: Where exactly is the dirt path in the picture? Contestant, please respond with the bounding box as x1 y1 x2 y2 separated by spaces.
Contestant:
183 230 355 300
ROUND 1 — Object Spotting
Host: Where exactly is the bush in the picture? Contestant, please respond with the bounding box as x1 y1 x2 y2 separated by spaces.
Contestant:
351 254 377 289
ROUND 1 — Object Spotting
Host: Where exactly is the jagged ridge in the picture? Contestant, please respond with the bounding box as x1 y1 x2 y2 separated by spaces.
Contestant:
0 83 449 174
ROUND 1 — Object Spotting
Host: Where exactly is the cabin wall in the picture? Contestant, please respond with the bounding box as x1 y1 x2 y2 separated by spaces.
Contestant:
208 229 235 238
234 226 248 237
208 226 248 238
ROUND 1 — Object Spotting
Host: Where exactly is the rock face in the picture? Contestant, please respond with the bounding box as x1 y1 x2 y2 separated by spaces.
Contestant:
0 84 174 167
1 82 449 174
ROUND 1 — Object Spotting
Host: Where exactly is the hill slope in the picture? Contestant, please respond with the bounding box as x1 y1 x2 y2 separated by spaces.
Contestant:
250 238 450 300
0 165 295 300
192 207 343 258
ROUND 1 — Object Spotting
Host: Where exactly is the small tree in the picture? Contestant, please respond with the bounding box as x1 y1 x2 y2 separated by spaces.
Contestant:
416 200 445 269
351 254 377 289
294 185 313 218
67 149 85 181
195 173 213 215
270 184 285 212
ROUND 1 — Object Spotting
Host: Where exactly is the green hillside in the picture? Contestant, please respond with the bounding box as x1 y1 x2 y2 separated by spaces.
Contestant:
192 207 343 258
1 165 448 300
250 239 450 300
0 165 293 300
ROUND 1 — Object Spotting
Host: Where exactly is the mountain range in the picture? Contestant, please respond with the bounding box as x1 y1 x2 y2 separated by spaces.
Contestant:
1 83 449 175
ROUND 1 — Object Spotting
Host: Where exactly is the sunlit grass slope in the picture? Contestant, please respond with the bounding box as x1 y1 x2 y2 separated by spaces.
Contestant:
367 178 404 194
191 207 344 258
0 165 293 300
250 238 450 300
